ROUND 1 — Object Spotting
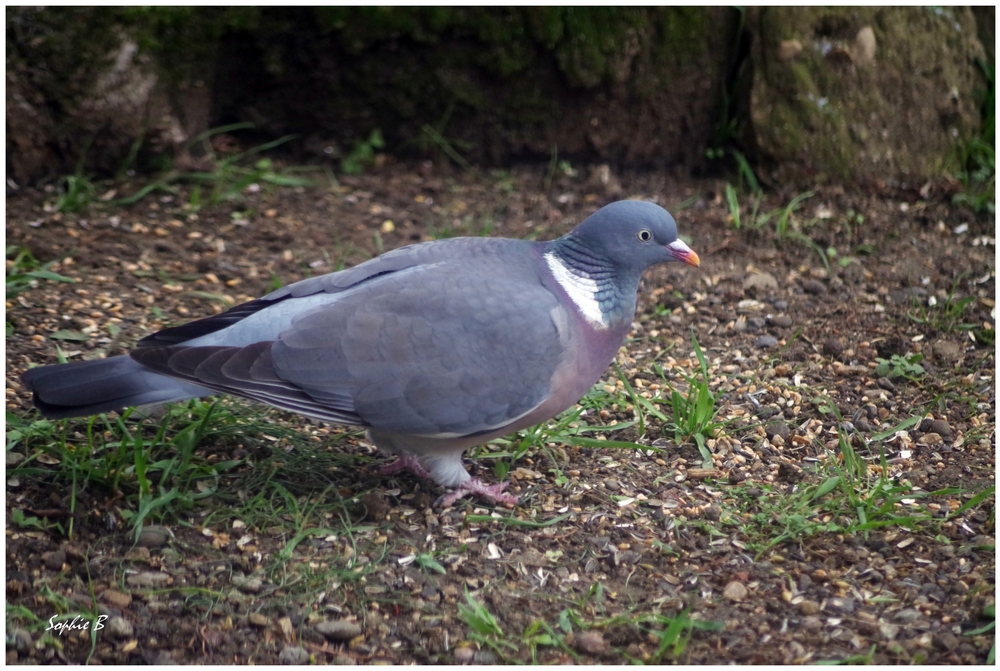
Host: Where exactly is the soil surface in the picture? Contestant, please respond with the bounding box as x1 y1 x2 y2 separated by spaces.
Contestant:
5 162 996 664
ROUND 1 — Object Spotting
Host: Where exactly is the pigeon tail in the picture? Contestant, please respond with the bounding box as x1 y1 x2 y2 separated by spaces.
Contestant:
21 355 210 419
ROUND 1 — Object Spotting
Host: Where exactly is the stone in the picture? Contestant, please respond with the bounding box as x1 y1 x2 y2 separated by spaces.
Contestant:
743 273 779 294
473 650 498 664
892 608 923 624
316 620 363 643
768 314 793 328
453 647 475 664
765 422 791 441
43 550 66 571
802 279 826 295
12 628 32 654
101 589 132 610
279 646 311 665
934 632 960 651
137 525 172 548
755 335 779 349
572 630 607 655
799 600 821 615
929 419 952 439
107 616 134 639
801 615 823 630
822 338 844 357
932 340 962 363
824 597 855 613
232 576 263 594
723 581 748 601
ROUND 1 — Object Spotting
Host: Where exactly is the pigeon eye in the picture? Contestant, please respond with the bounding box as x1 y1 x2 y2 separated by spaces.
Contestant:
637 229 652 242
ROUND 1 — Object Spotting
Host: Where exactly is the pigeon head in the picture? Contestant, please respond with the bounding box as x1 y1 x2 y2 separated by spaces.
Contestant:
545 200 699 328
564 200 700 272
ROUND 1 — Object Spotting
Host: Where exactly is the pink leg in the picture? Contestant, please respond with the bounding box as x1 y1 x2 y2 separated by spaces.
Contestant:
436 479 519 508
378 454 433 480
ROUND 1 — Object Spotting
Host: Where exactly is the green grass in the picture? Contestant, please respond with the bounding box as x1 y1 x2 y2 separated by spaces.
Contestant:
6 587 105 664
112 123 319 208
55 174 97 213
717 411 995 557
906 276 979 334
965 603 995 664
341 128 386 175
455 581 723 664
5 399 309 540
873 353 926 381
6 246 75 299
600 333 723 470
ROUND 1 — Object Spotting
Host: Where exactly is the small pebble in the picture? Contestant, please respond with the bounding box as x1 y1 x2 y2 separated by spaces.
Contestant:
572 630 607 655
801 615 823 631
453 647 475 664
723 581 748 601
934 632 960 651
932 340 962 363
232 576 263 594
929 419 952 439
892 608 923 624
101 589 132 610
765 422 790 441
755 335 778 349
279 646 311 665
316 619 362 642
743 273 778 294
822 338 844 357
877 377 896 392
880 622 901 640
12 628 32 654
249 613 269 628
107 616 134 639
43 550 66 571
773 299 789 311
137 525 172 548
799 600 821 615
802 279 827 295
825 597 855 613
747 317 766 331
768 314 793 328
473 650 498 664
6 451 24 467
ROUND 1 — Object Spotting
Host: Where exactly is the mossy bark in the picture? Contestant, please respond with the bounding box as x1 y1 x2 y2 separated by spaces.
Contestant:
6 6 992 187
7 7 735 182
746 7 987 188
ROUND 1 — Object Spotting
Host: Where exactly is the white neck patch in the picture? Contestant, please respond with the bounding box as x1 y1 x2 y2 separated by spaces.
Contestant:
544 252 608 329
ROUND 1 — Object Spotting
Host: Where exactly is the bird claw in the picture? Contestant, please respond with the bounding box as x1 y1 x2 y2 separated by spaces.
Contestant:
436 479 518 508
378 454 433 481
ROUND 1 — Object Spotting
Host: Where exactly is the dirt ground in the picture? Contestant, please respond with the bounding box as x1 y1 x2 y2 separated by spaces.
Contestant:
5 161 996 664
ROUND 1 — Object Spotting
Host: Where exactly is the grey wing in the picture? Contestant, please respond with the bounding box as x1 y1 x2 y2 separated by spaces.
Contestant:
139 237 487 348
271 260 567 436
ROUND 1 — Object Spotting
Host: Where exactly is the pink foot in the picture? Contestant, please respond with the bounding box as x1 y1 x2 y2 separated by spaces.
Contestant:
436 479 519 508
378 454 433 480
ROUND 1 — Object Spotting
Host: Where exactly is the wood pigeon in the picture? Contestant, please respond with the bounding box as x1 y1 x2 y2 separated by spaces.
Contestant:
21 200 699 506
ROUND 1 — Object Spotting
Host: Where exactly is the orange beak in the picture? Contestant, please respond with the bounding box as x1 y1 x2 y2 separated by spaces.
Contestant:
667 239 700 267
